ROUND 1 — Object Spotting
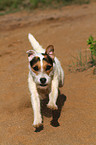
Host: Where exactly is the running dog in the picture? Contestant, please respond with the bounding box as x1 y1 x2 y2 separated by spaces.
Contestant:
26 33 64 128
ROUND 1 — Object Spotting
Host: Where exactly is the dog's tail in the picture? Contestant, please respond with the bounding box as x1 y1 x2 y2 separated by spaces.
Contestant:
28 33 45 53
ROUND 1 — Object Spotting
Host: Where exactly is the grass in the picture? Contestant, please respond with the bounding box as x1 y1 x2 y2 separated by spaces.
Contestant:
69 49 90 72
69 36 96 74
0 0 91 15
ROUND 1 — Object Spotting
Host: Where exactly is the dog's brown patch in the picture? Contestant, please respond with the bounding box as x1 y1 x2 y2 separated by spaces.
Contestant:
30 55 53 74
43 54 53 65
43 55 53 74
30 56 40 67
30 56 41 74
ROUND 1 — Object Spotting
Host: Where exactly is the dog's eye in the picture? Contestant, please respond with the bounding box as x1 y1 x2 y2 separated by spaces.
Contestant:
33 66 39 71
46 65 52 71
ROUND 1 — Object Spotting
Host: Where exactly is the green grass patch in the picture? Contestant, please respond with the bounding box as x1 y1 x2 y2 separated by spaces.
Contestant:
69 36 96 74
69 49 90 72
0 0 22 11
0 0 91 15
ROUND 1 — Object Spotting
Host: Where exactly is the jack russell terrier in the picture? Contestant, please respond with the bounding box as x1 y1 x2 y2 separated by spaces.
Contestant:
26 33 64 128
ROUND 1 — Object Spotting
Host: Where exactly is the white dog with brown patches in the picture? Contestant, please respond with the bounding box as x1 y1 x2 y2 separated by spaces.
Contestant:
26 33 64 128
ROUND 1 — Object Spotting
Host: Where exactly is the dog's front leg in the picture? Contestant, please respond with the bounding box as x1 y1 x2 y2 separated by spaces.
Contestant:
47 76 58 110
31 93 42 128
28 74 42 128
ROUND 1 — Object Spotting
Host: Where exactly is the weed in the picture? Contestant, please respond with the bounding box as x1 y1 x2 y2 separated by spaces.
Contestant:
69 49 89 72
87 35 96 66
69 35 96 74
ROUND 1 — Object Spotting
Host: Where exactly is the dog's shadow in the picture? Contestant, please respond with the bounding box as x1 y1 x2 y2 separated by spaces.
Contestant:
40 90 66 128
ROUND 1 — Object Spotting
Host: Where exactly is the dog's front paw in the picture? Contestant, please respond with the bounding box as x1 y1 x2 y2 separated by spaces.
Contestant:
47 103 58 110
33 121 43 128
33 118 42 128
33 122 43 128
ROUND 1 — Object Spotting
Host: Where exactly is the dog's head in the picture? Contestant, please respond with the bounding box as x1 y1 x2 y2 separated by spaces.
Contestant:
27 45 55 89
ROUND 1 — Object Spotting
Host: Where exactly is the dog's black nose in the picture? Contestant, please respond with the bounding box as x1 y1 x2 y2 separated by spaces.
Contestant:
40 78 46 84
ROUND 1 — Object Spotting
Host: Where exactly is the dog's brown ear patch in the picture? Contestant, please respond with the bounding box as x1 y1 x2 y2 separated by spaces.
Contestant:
45 45 54 60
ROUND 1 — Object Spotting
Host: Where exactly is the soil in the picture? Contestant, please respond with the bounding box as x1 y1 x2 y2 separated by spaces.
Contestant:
0 2 96 145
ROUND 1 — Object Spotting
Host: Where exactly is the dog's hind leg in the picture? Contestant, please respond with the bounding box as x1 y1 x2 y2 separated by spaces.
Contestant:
59 66 64 88
47 76 58 110
54 57 64 88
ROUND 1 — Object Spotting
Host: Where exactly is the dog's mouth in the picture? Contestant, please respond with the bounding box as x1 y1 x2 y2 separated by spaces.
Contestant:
39 84 47 87
37 83 49 90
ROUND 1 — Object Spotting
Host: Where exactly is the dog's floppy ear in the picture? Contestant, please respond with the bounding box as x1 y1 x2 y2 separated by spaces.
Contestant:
46 45 54 60
26 50 36 61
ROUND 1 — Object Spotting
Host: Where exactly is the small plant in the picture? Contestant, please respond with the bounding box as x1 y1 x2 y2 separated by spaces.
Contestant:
69 35 96 74
87 35 96 66
68 49 88 72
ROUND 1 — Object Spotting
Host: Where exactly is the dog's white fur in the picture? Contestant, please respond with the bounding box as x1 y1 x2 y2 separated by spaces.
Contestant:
27 33 64 128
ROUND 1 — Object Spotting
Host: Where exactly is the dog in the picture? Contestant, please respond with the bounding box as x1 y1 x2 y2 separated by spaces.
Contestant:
26 33 64 128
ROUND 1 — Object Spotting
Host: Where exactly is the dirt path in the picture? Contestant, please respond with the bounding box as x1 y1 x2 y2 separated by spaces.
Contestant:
0 2 96 145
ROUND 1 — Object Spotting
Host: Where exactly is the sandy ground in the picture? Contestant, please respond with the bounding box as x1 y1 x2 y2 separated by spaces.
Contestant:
0 2 96 145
